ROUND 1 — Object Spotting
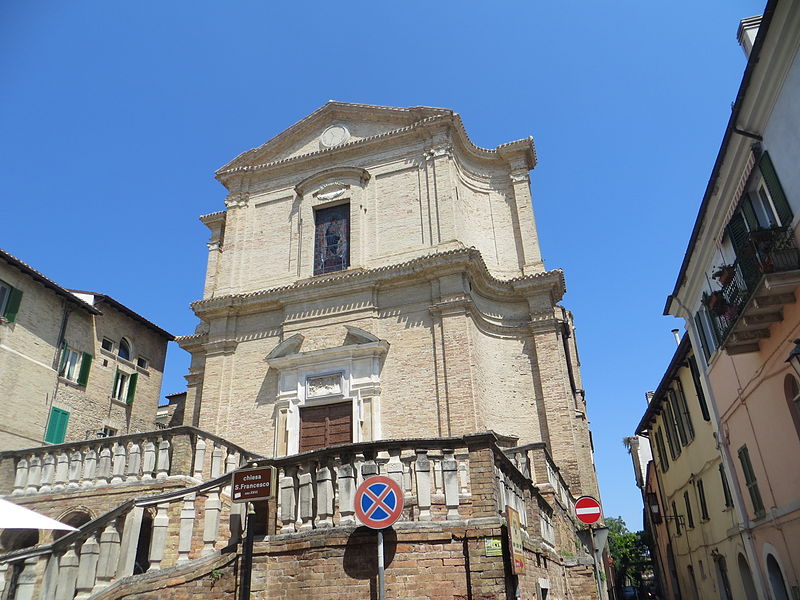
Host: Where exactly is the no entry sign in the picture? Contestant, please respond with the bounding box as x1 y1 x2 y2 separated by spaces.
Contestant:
575 495 602 525
355 476 404 529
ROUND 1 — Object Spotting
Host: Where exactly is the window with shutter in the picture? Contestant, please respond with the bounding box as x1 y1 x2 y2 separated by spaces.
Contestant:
126 373 138 404
737 445 765 517
0 281 22 323
688 355 710 421
44 407 70 444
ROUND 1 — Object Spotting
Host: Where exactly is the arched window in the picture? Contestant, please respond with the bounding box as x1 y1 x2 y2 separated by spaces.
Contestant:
783 374 800 439
53 510 92 541
737 554 758 600
118 338 131 361
766 554 790 600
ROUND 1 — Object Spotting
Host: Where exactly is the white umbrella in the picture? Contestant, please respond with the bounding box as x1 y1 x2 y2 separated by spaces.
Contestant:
0 498 78 531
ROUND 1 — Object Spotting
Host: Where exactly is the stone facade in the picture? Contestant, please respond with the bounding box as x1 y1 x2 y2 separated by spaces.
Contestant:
178 102 598 499
0 250 173 450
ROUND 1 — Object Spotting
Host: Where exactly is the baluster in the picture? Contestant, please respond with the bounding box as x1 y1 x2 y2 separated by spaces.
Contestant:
224 451 238 497
361 455 378 479
141 441 156 480
0 564 7 600
336 458 356 525
177 493 196 563
402 455 414 493
15 557 39 600
432 454 443 495
387 450 403 488
297 463 314 531
415 449 432 521
353 451 365 489
457 453 470 495
495 467 507 512
53 452 69 490
156 438 171 480
75 533 100 599
193 437 207 480
25 456 42 493
148 502 169 571
315 460 334 528
279 467 297 533
12 457 29 495
40 554 60 600
203 487 222 555
40 453 56 493
82 449 97 488
229 502 245 546
93 523 120 593
442 449 460 520
116 507 143 578
211 445 224 479
67 450 83 489
126 442 141 482
110 444 126 484
55 546 79 600
97 447 112 485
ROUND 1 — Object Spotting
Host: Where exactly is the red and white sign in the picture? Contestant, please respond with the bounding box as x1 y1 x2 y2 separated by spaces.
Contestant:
575 495 602 524
354 476 404 529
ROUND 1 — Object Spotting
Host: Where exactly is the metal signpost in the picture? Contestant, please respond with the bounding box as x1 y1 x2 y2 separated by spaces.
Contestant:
232 465 276 600
354 475 404 600
575 495 604 600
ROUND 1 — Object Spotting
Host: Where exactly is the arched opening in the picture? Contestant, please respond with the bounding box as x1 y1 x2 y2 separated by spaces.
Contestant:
0 529 39 552
714 555 733 600
52 510 93 542
783 374 800 439
118 338 131 361
133 509 154 574
737 553 758 600
766 554 790 600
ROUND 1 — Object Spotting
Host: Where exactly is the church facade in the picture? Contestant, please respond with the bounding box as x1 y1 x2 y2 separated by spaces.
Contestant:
0 103 604 600
179 102 598 498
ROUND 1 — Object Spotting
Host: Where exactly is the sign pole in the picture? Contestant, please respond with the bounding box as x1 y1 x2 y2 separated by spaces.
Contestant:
377 528 385 600
239 502 256 600
589 525 603 600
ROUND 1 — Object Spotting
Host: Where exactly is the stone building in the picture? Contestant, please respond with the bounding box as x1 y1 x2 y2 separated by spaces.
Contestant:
0 103 603 600
0 249 173 450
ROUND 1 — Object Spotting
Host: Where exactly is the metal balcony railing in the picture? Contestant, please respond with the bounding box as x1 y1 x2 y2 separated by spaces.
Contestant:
708 226 800 343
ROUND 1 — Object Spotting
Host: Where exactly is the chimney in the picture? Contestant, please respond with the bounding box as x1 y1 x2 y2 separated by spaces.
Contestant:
738 15 762 59
671 329 681 345
645 391 655 404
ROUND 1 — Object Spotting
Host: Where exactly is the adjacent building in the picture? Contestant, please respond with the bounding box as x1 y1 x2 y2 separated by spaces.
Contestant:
653 1 800 598
0 249 173 450
635 337 754 600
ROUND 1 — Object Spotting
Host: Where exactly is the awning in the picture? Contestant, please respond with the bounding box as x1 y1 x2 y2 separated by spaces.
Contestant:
0 498 78 531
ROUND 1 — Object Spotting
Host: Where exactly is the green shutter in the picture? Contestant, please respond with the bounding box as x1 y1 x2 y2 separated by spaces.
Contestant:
4 286 22 323
126 372 138 404
44 407 69 444
688 355 711 421
58 341 69 375
112 370 120 397
77 353 93 387
759 151 793 226
695 313 711 361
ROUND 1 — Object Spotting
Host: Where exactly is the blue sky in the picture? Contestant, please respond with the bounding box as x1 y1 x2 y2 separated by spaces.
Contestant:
0 1 764 529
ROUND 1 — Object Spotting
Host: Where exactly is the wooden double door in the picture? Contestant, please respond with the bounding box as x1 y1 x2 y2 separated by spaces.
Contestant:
298 401 352 453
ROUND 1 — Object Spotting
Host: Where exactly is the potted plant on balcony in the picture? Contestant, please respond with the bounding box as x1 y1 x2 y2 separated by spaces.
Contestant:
704 291 728 316
712 264 736 286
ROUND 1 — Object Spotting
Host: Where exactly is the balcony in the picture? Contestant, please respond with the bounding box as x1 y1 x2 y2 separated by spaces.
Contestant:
708 226 800 354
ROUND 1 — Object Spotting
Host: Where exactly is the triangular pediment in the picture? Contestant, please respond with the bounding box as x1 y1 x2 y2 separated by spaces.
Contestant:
217 102 452 175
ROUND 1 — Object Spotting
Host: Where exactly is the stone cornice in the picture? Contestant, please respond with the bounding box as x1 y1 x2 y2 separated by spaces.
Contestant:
215 106 535 187
187 248 566 319
266 340 389 370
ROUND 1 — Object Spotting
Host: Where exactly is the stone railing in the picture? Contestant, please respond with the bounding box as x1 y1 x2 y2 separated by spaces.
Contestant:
0 472 239 600
0 427 260 496
0 433 537 600
505 443 575 514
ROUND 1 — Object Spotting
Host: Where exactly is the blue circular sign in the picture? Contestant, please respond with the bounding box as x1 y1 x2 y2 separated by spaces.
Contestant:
354 475 404 529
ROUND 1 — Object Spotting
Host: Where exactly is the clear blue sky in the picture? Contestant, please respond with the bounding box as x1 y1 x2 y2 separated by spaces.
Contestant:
0 1 764 530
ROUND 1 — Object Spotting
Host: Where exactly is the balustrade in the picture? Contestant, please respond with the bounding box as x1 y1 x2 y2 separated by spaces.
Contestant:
0 433 538 600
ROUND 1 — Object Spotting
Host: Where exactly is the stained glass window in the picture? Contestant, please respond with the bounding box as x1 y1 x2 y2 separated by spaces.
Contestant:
314 204 350 275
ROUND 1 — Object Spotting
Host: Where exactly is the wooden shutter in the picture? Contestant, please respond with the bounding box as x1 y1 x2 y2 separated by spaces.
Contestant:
4 286 22 323
299 402 352 452
759 152 792 226
77 353 93 387
688 355 710 421
44 407 70 444
126 373 138 404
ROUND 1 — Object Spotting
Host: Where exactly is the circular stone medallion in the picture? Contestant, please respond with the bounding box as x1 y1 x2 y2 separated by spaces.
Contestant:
320 124 350 148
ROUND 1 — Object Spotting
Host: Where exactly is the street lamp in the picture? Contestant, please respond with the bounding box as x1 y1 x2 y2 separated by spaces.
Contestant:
785 339 800 378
